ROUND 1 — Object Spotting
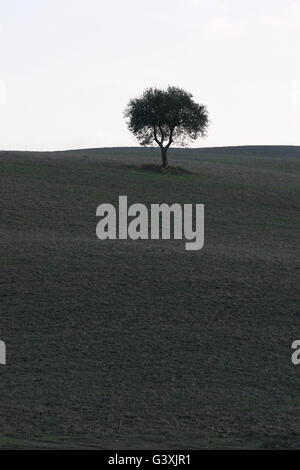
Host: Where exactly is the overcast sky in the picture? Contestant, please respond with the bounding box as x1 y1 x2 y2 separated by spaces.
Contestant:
0 0 299 150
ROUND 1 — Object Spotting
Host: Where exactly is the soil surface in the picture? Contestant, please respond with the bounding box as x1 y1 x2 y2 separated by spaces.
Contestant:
0 146 299 449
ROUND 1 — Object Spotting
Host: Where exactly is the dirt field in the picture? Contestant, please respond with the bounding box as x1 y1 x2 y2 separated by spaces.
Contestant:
0 146 299 449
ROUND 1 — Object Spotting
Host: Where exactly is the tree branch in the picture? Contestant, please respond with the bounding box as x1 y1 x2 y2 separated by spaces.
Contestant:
153 126 162 147
158 125 165 145
165 127 174 150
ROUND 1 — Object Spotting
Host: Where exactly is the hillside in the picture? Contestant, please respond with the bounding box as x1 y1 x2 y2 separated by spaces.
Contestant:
0 146 300 449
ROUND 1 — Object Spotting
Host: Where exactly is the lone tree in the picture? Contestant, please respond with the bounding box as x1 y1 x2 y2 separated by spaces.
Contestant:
125 86 209 168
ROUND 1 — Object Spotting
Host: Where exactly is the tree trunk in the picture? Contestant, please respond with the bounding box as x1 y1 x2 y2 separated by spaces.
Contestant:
161 147 168 168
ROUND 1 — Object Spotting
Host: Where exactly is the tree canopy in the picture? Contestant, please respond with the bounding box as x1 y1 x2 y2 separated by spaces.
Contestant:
125 86 209 167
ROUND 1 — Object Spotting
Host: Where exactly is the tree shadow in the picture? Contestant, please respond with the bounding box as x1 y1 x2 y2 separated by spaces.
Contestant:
139 163 195 175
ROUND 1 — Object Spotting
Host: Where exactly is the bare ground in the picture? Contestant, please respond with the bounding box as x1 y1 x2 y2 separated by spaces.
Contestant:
0 146 299 449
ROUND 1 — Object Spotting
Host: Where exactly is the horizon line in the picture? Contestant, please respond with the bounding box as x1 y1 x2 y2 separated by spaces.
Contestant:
0 144 300 154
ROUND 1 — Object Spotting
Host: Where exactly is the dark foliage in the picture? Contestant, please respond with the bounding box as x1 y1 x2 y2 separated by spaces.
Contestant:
125 86 209 167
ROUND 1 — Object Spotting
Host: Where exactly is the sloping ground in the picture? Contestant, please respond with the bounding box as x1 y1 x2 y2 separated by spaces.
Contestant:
0 146 299 449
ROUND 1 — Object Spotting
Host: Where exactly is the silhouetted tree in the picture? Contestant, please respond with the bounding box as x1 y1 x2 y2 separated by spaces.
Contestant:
125 86 209 168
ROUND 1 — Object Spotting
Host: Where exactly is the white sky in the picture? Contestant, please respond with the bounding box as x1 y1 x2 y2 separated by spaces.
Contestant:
0 0 299 150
